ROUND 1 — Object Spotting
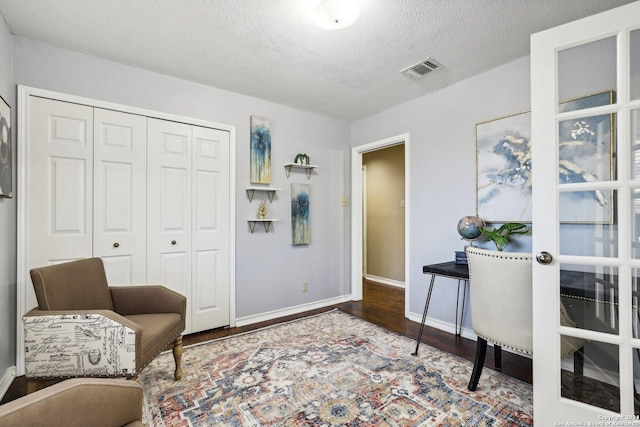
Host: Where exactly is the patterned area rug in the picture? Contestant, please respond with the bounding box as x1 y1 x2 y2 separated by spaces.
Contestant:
140 309 532 426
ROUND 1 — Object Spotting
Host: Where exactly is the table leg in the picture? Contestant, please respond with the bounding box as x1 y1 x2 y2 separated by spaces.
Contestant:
455 279 461 336
457 279 468 336
412 274 436 356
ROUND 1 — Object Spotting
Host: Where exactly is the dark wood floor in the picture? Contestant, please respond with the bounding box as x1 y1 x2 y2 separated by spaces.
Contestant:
1 279 532 404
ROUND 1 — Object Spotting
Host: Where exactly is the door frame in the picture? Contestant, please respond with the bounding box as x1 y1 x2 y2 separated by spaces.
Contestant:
16 85 237 375
351 133 410 317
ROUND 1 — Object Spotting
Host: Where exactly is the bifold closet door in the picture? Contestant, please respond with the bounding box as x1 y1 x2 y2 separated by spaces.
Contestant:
147 118 194 331
147 118 231 333
93 108 147 286
191 126 231 332
23 92 233 337
27 97 94 308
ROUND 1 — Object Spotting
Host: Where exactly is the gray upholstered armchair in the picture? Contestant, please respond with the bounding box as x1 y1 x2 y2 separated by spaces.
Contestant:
0 378 144 427
23 257 186 392
466 247 585 391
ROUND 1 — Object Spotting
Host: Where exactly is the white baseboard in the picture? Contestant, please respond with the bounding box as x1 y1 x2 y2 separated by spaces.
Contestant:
364 274 405 288
0 366 16 401
235 295 353 327
407 311 476 342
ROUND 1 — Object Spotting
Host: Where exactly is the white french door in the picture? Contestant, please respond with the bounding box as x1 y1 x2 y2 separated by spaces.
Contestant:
531 1 640 422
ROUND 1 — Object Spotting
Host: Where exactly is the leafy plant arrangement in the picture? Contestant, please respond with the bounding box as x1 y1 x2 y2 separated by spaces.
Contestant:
480 222 529 251
294 153 310 165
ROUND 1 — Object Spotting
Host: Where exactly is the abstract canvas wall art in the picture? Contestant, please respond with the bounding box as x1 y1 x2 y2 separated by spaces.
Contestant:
291 183 310 245
250 115 271 184
476 111 532 222
0 96 11 198
558 91 614 223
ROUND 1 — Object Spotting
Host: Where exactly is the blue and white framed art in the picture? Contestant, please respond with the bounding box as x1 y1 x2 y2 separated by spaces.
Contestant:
291 183 310 245
250 115 272 184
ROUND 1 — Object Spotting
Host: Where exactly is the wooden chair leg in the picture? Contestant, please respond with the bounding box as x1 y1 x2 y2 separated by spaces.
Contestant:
468 337 487 391
173 335 183 380
494 344 502 371
26 379 45 394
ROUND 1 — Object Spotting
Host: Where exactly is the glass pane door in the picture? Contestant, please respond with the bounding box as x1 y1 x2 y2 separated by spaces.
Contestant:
531 2 640 423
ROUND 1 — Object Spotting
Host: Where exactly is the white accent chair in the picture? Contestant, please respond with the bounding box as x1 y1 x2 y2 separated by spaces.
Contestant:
466 247 585 391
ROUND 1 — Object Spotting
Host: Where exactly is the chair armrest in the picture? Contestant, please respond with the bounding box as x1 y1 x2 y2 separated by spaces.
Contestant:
23 308 142 331
23 309 141 378
0 378 143 427
110 285 186 320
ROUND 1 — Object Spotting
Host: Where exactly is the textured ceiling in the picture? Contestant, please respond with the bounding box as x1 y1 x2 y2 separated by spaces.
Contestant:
0 0 635 120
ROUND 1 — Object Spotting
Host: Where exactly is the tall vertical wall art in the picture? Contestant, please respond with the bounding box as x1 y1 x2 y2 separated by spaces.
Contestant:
250 115 271 184
0 96 11 198
291 183 310 245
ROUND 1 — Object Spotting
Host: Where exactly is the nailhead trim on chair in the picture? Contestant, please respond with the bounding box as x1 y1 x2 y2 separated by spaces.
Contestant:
473 330 533 355
467 250 532 261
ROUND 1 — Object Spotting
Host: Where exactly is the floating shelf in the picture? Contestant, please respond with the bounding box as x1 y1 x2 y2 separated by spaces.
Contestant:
248 219 278 233
245 187 281 203
284 163 319 180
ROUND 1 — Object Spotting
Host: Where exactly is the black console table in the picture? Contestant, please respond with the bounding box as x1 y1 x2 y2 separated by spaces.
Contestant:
413 261 469 356
412 261 619 356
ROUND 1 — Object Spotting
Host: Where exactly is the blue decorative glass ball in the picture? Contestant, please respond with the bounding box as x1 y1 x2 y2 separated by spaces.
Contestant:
457 216 485 241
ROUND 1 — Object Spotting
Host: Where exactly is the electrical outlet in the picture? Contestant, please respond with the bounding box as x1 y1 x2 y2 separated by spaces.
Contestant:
302 282 308 292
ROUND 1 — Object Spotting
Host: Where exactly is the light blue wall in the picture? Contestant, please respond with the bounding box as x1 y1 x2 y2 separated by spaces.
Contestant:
351 57 533 329
12 36 352 320
0 14 15 385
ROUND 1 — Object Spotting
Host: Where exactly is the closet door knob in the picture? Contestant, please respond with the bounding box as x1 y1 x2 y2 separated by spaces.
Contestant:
171 240 177 245
113 242 120 248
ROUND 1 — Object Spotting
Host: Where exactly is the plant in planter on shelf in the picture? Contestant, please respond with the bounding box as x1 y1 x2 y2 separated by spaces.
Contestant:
294 153 310 165
480 222 529 251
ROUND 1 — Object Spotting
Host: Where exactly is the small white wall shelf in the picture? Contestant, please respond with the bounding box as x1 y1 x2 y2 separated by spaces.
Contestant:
284 163 318 180
246 187 281 203
248 219 278 233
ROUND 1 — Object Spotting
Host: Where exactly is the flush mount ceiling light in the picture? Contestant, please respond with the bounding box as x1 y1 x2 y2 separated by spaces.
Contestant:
312 0 360 30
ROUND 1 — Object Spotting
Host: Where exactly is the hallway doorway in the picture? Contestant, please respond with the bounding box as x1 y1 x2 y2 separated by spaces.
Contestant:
362 144 405 288
351 133 410 317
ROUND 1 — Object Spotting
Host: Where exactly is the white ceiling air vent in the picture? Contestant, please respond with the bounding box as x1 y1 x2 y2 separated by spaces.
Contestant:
401 57 442 79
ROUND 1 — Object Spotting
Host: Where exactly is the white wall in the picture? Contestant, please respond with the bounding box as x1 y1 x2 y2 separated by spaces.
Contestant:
13 36 352 320
0 15 15 389
351 57 532 330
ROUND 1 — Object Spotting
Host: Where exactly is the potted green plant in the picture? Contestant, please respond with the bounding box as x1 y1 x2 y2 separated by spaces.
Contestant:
480 222 529 251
